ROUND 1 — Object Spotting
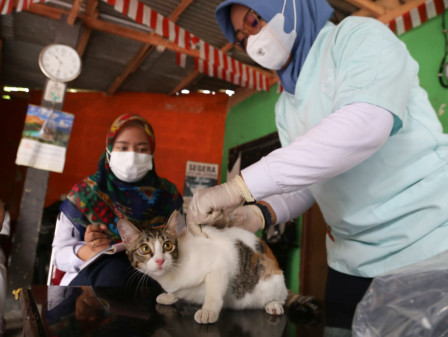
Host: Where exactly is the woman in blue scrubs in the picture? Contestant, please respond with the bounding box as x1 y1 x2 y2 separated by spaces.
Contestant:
187 0 448 310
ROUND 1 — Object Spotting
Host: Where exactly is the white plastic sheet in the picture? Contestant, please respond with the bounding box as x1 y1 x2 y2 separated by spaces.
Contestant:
352 251 448 337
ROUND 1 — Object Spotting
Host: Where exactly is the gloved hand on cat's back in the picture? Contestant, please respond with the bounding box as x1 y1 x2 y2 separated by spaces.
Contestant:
186 175 255 236
226 204 266 233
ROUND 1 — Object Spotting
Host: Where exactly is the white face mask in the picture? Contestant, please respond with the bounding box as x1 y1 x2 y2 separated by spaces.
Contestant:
246 0 297 70
108 150 153 183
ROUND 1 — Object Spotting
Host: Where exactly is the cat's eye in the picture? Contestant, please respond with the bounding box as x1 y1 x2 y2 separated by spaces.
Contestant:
138 244 152 255
163 241 174 251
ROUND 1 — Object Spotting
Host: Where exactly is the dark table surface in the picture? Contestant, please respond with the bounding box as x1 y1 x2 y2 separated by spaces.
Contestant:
20 285 355 337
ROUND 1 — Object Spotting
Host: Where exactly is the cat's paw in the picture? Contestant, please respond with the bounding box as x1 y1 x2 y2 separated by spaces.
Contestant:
156 292 178 305
287 295 321 326
265 301 284 315
194 308 219 324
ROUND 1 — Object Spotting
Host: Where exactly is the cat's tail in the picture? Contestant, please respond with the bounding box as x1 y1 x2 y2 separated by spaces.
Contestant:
284 289 320 325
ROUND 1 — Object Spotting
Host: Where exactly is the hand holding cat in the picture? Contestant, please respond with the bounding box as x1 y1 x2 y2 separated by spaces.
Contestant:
78 224 111 261
226 204 265 233
186 175 255 236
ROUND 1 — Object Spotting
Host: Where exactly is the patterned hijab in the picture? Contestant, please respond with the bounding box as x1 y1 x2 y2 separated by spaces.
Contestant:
60 113 183 242
215 0 334 94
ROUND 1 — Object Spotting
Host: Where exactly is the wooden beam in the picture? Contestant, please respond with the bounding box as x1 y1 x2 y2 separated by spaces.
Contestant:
376 0 428 23
168 70 201 95
27 2 272 95
346 0 386 16
27 3 201 58
167 42 262 96
106 44 155 95
228 74 279 107
84 17 201 57
107 0 195 95
168 0 194 21
220 42 233 53
76 0 98 56
67 0 83 25
228 87 257 107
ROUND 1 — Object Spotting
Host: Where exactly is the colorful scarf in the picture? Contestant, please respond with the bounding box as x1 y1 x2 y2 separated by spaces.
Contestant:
215 0 334 94
60 113 183 242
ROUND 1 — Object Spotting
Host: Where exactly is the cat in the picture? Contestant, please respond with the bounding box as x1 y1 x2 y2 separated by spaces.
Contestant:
117 210 318 324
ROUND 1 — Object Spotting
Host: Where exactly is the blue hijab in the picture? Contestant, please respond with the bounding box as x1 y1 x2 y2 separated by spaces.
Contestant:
216 0 334 94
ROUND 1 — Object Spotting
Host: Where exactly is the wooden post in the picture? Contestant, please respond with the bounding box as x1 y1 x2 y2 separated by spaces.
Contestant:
5 14 82 324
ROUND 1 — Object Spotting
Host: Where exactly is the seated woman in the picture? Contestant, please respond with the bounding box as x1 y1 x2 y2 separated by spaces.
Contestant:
52 113 183 287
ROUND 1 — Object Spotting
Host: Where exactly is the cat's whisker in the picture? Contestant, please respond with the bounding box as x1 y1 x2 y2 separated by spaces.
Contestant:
125 267 147 293
138 274 148 289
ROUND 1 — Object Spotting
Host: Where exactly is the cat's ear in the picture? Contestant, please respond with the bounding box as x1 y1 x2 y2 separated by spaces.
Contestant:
117 219 141 248
164 210 185 237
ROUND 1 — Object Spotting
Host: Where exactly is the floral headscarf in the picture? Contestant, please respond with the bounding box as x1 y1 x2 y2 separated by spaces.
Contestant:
106 113 156 153
60 113 183 242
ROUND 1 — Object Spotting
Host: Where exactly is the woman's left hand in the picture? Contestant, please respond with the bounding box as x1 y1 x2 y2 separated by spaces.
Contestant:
77 224 111 261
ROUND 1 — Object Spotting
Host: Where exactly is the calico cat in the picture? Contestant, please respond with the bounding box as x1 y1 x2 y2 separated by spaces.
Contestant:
117 210 317 324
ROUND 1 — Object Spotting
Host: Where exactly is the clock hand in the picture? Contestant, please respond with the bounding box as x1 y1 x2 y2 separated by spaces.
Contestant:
54 55 63 64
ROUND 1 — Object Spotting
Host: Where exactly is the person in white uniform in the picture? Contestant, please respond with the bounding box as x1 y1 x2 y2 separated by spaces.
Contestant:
187 0 448 309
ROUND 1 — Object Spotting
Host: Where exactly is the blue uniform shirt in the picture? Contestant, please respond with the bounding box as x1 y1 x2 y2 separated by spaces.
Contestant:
275 17 448 277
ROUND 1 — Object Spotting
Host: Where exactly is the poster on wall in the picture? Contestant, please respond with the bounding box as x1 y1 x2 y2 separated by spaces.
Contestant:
227 132 281 179
15 104 75 173
183 161 219 213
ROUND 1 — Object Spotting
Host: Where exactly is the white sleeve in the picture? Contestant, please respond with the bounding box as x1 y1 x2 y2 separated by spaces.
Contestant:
52 211 86 273
262 188 315 224
242 103 394 200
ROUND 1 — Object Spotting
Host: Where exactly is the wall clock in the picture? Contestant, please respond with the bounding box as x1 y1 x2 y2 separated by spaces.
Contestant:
38 44 82 83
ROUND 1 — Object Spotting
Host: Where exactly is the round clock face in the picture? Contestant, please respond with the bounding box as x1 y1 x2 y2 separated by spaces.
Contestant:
38 44 82 83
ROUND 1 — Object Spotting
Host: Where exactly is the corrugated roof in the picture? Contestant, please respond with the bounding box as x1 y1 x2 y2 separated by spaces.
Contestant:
0 0 432 98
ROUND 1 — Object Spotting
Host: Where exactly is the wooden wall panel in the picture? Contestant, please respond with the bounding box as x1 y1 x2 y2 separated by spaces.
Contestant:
299 204 328 304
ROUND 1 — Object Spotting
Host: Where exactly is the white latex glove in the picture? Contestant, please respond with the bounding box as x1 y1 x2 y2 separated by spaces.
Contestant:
187 175 254 236
227 205 265 233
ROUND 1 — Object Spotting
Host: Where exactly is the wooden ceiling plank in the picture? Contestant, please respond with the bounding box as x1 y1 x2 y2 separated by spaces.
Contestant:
168 42 237 95
26 3 65 20
168 40 276 95
228 73 278 107
77 0 98 56
26 3 273 93
168 0 194 21
221 42 233 53
228 87 257 107
77 26 92 56
106 44 155 95
85 0 99 14
84 17 201 57
67 0 84 25
108 0 195 94
345 0 386 16
376 0 428 23
352 0 402 16
27 3 201 57
168 70 201 95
